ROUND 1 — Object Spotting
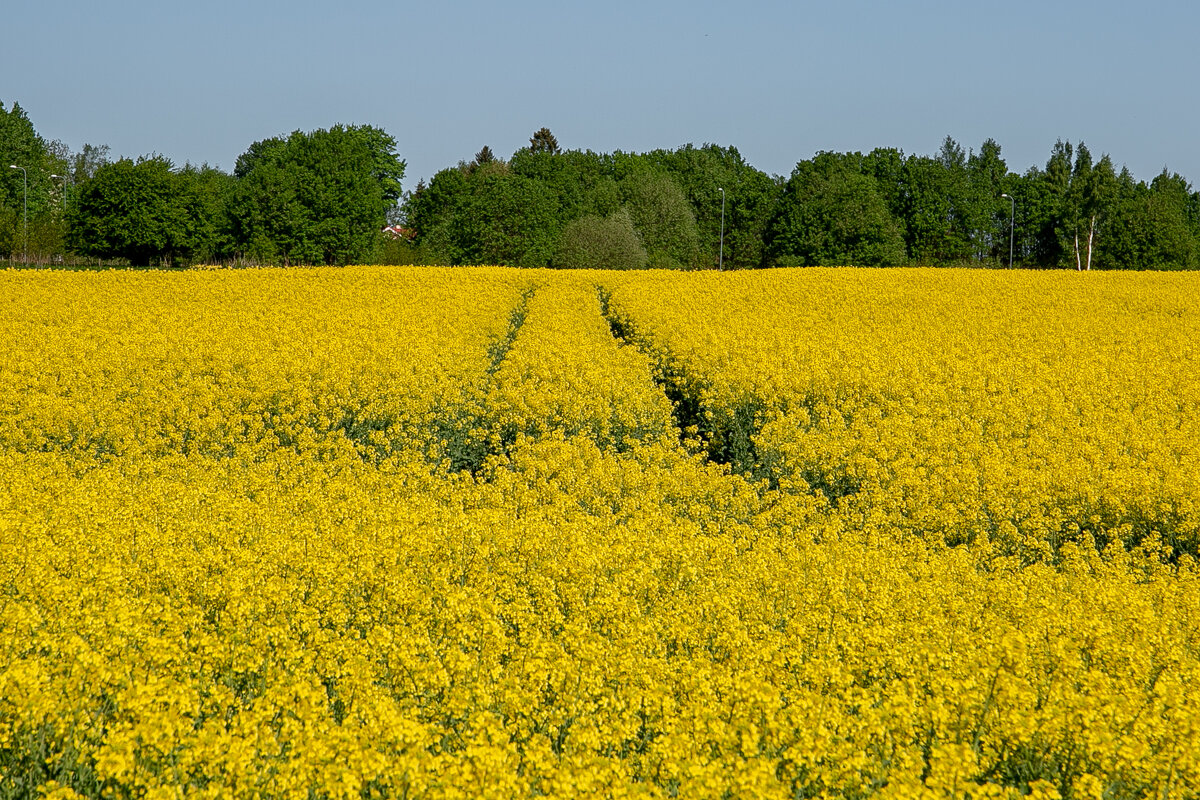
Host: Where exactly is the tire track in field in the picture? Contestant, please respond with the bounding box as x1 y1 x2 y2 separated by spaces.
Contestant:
473 281 681 463
485 284 538 376
595 285 775 486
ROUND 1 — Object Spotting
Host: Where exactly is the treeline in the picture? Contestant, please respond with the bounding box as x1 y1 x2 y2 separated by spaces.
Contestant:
405 131 1200 271
0 101 404 266
4 98 1199 269
401 130 775 270
769 139 1200 271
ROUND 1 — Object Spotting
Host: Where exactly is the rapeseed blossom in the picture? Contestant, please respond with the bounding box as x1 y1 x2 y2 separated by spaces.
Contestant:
1 266 1198 798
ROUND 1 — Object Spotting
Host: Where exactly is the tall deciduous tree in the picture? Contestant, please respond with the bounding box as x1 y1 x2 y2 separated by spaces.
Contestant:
509 147 614 225
765 153 906 267
179 164 237 263
862 147 909 245
229 124 405 265
1070 146 1116 271
557 208 647 270
406 158 560 267
1102 170 1199 270
68 156 211 266
897 137 980 265
462 168 560 267
0 101 53 258
404 167 471 264
641 144 781 269
968 138 1010 263
1039 141 1119 271
619 168 701 268
71 143 111 184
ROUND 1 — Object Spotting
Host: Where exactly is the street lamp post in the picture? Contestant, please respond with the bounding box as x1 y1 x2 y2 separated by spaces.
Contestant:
717 187 725 271
1000 193 1015 269
9 165 27 264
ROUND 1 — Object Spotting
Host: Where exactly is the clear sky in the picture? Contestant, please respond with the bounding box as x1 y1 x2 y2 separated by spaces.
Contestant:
4 0 1198 190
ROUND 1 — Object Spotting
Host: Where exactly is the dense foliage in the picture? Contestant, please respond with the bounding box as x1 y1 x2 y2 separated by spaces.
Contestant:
2 267 1199 798
228 125 406 265
4 96 1200 268
68 157 232 266
764 152 906 267
1 102 404 266
0 101 72 260
404 134 1200 270
404 144 775 270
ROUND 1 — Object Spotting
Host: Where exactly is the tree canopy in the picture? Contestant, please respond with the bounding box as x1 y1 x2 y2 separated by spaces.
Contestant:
68 156 231 266
229 125 405 265
558 209 647 270
765 153 906 267
4 101 1200 269
1 101 63 259
54 123 405 267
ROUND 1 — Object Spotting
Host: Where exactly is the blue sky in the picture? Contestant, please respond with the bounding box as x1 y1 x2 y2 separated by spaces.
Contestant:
4 0 1198 190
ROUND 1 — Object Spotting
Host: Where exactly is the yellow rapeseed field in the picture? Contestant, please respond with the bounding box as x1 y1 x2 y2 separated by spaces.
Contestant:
1 266 1198 799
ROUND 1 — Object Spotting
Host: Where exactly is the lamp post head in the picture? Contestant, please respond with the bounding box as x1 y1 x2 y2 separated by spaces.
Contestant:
1000 193 1010 199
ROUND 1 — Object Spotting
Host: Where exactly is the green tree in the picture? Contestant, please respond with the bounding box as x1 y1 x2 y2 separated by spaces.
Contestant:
1101 170 1199 270
766 153 906 267
640 144 781 269
404 169 471 264
619 168 701 268
586 176 622 218
461 168 560 267
1068 146 1117 271
900 156 952 264
529 127 561 155
406 160 560 267
70 143 111 184
1021 148 1070 268
936 136 977 261
968 138 1011 263
0 101 54 259
896 138 980 265
862 147 909 249
68 156 205 266
509 147 612 226
229 124 405 264
405 172 459 264
557 208 647 270
180 164 237 263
